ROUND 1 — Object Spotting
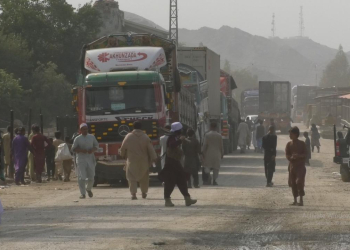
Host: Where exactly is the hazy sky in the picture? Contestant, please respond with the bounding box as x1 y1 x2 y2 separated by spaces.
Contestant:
67 0 350 50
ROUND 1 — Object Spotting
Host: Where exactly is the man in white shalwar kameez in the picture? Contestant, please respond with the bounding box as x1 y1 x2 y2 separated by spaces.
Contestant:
72 123 99 199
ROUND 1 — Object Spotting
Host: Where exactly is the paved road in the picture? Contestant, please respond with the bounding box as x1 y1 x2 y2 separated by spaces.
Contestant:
1 128 350 249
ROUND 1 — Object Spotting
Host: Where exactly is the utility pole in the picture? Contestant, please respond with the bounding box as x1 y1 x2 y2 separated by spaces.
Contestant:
299 6 305 37
169 0 178 46
271 13 276 37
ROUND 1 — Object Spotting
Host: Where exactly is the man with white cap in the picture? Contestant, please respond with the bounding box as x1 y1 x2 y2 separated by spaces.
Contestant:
158 122 197 207
72 123 99 199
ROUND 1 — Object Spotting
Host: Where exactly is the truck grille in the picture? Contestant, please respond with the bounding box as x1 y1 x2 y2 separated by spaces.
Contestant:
88 121 158 142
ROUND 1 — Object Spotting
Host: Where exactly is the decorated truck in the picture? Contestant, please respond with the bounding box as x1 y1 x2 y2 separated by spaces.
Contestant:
72 33 196 186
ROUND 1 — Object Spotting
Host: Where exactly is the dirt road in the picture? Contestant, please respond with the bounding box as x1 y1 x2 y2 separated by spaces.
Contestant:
1 127 350 249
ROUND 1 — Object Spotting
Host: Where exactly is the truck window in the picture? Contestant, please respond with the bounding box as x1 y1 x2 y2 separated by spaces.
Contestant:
86 85 156 115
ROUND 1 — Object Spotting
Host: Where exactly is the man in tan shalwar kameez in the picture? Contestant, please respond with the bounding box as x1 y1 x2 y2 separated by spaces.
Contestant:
120 121 157 200
202 122 224 185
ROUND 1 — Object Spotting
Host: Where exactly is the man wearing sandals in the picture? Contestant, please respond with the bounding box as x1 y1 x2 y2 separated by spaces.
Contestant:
286 126 307 206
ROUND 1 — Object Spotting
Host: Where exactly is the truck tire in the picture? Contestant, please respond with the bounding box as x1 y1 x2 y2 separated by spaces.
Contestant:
340 164 350 182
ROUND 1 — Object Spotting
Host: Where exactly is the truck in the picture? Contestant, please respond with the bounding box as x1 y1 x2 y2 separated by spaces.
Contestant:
240 89 259 118
72 33 196 186
177 47 221 145
177 48 240 153
259 81 292 134
220 71 240 154
291 85 318 123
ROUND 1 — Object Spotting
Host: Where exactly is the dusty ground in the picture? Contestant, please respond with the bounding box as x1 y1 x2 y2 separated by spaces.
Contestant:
1 124 350 250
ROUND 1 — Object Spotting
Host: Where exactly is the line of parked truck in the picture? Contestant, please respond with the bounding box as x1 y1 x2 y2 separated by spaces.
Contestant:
70 33 241 186
70 32 335 186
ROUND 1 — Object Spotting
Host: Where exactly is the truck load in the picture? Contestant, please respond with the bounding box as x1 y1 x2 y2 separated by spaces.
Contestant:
240 89 259 118
259 81 292 134
291 85 318 123
177 47 221 143
177 48 240 153
72 33 196 186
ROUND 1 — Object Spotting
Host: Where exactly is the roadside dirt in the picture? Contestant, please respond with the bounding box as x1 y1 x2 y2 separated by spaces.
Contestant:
1 124 350 250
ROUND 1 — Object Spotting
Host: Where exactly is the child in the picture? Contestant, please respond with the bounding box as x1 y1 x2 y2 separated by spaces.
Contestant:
63 137 73 182
304 131 311 166
45 138 56 181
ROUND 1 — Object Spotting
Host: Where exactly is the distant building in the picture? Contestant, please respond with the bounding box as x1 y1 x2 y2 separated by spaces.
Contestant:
93 0 168 38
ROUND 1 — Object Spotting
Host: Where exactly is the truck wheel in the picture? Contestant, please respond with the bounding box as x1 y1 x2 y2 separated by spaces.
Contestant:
340 164 350 182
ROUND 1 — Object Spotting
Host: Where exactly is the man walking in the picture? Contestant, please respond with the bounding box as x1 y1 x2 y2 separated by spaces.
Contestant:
159 122 197 207
202 122 224 185
31 125 50 183
12 127 32 185
72 123 99 199
262 126 277 187
286 126 307 206
2 126 11 178
120 121 158 200
256 120 265 153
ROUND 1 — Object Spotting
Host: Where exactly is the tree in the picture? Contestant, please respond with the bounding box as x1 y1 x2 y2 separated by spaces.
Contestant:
0 31 33 82
232 69 258 105
320 45 350 88
0 0 102 83
27 62 73 124
0 70 23 119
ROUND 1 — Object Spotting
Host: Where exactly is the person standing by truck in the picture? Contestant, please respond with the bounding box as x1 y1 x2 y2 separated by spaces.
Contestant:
262 126 277 187
202 123 224 186
237 120 250 154
286 126 307 206
72 123 99 199
256 120 265 153
120 121 158 200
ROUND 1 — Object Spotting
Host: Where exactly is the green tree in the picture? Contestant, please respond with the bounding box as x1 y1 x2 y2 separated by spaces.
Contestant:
0 70 23 119
232 69 258 105
320 45 350 87
0 31 33 81
27 62 73 123
0 0 102 83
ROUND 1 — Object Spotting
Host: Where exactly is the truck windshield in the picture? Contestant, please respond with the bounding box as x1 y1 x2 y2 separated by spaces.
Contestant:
86 85 156 115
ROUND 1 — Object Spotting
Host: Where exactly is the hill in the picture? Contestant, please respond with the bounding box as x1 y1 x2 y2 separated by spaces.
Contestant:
179 26 339 87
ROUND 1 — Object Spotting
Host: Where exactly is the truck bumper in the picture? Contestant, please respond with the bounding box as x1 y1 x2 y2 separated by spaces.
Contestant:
334 156 349 165
95 160 126 182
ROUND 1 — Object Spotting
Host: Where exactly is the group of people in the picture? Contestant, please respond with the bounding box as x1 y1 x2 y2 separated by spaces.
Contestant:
258 121 322 206
121 121 224 207
237 117 274 154
1 125 75 185
1 117 324 207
